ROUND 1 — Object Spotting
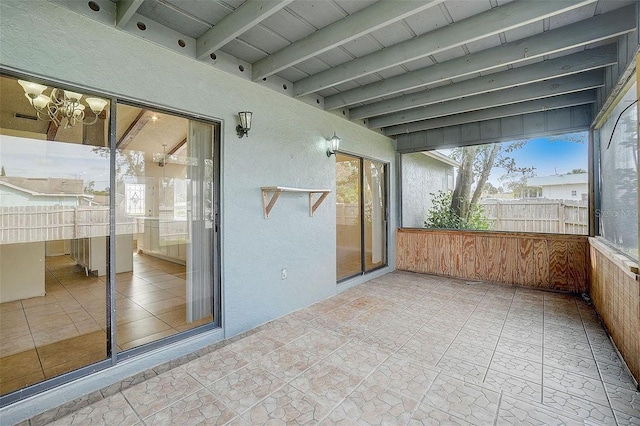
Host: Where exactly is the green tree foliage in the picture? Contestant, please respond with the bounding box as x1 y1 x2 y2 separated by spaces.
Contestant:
567 168 587 174
424 190 490 230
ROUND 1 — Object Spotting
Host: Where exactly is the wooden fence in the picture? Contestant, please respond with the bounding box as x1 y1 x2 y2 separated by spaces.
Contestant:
0 205 138 244
479 200 588 235
396 228 589 293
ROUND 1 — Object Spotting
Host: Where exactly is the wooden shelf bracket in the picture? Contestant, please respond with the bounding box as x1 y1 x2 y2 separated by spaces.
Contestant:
261 186 331 219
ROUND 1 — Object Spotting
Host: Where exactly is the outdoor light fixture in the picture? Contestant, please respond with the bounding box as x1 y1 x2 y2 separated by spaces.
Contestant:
236 111 252 138
326 132 341 157
18 80 108 129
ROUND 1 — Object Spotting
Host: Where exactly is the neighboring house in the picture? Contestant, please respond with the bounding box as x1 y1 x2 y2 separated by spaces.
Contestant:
0 177 94 206
402 151 459 228
527 173 588 201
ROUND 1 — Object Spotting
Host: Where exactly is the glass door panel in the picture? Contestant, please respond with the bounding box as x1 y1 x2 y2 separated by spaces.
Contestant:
0 75 110 396
364 159 386 271
114 104 214 351
336 153 362 280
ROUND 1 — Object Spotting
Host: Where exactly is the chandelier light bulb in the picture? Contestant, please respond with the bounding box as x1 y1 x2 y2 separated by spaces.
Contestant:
63 90 83 102
86 97 108 114
18 80 47 98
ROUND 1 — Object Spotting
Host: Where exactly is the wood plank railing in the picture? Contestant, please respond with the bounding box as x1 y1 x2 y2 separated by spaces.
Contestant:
396 228 589 293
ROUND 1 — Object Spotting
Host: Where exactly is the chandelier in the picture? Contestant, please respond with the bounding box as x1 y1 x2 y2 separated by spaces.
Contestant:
18 80 109 129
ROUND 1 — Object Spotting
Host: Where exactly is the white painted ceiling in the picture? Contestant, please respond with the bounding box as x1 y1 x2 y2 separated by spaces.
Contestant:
51 0 636 138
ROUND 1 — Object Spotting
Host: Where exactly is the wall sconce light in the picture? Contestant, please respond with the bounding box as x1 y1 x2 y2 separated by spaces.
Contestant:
236 111 252 138
326 132 341 157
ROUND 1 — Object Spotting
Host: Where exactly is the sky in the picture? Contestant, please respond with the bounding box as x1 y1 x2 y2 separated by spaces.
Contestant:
0 135 111 190
439 132 589 188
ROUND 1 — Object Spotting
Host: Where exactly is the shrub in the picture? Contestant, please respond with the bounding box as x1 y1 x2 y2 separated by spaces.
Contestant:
424 191 490 230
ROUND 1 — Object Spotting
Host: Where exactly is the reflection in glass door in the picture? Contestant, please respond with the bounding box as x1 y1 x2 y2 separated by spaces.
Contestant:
336 153 387 281
115 104 216 351
0 74 110 397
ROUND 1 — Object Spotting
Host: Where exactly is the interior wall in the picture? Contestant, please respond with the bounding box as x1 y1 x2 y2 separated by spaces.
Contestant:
0 0 396 337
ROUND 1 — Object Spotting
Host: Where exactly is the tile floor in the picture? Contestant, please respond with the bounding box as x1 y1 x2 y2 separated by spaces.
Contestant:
29 272 640 424
0 252 212 397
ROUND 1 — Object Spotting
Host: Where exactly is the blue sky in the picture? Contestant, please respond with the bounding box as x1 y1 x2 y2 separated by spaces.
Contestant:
439 132 588 188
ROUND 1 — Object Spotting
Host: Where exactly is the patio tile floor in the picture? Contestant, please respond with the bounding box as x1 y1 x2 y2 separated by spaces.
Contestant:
42 271 639 425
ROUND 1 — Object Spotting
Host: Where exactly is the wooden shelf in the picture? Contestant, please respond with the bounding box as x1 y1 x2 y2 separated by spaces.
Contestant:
261 186 331 219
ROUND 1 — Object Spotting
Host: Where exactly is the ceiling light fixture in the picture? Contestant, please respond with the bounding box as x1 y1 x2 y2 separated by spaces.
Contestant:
326 132 341 157
236 111 252 138
18 80 108 129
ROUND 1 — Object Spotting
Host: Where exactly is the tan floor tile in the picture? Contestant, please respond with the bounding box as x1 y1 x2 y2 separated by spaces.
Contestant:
32 323 81 347
0 300 24 314
207 364 287 413
138 297 185 316
0 348 42 383
243 384 331 424
0 370 45 397
129 289 176 305
48 393 139 426
0 333 36 358
119 329 178 351
122 367 202 418
116 305 153 325
145 388 236 426
117 316 172 345
37 330 106 371
43 350 107 379
26 311 74 333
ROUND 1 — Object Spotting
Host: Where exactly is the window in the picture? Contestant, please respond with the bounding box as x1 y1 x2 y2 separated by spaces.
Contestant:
125 183 145 215
598 82 637 259
402 133 589 234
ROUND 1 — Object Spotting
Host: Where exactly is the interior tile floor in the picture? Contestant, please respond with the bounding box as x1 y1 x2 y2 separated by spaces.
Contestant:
41 271 639 426
0 252 211 397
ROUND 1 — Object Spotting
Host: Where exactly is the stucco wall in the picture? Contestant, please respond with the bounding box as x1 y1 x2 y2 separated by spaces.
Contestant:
542 183 588 201
0 0 396 337
401 153 452 228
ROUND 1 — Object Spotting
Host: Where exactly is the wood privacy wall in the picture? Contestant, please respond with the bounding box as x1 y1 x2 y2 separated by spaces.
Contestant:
396 229 589 293
589 238 640 383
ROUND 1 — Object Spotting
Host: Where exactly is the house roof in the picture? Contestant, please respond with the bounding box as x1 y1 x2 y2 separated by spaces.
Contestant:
528 173 589 186
422 151 460 168
0 177 93 199
54 0 634 142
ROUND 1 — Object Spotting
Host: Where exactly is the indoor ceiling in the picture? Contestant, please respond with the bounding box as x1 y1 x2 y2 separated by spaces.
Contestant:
51 0 636 139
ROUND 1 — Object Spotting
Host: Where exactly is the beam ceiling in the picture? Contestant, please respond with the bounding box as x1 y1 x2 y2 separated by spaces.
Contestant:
292 0 597 97
49 0 637 146
327 5 635 110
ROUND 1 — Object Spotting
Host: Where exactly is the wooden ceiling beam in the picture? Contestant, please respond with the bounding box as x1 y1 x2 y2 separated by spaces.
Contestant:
369 71 603 129
251 0 444 81
293 0 597 97
196 0 294 61
116 109 153 149
325 5 635 110
351 45 616 120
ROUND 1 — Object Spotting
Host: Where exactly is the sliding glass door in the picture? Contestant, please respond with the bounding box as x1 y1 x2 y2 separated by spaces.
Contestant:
114 104 216 352
0 73 220 402
336 153 387 281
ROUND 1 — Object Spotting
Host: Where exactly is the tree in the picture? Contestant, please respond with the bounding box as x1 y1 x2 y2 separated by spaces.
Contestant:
0 166 5 176
450 141 533 221
567 168 587 174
